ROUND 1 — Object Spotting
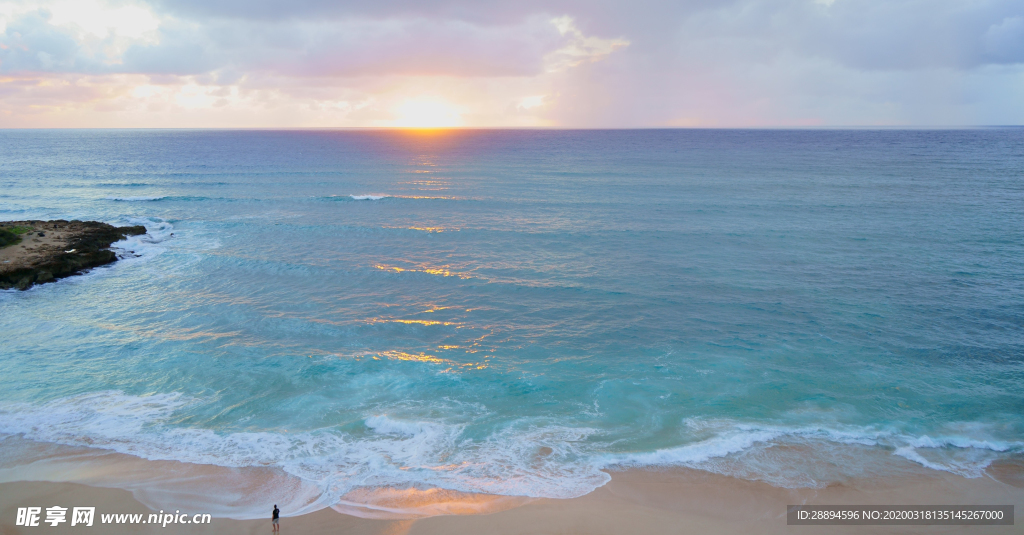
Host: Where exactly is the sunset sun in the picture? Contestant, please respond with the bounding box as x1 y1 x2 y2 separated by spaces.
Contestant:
392 98 463 128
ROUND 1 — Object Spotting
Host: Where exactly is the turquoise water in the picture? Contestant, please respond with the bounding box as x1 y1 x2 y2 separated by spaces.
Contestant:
1 129 1022 511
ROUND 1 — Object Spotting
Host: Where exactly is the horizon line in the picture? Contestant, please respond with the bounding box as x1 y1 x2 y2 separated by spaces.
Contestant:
1 125 1021 131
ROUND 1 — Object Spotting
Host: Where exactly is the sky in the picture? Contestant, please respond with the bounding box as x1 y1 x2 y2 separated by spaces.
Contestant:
0 0 1021 127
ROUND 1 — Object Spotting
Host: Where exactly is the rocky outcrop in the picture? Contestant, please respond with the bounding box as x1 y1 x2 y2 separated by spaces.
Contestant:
0 220 147 290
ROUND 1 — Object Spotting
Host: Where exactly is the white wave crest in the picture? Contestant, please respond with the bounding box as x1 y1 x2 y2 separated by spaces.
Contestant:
893 433 1020 478
608 429 782 466
109 217 173 263
0 392 609 507
350 195 388 200
1 392 1021 514
605 419 1022 484
365 415 448 437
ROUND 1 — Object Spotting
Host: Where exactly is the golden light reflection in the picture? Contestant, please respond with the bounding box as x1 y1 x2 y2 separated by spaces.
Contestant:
383 319 458 327
376 350 488 371
380 350 450 365
367 315 461 328
382 226 457 233
373 263 471 279
423 268 460 277
404 179 450 186
398 177 452 192
438 344 481 354
333 487 531 519
391 195 459 200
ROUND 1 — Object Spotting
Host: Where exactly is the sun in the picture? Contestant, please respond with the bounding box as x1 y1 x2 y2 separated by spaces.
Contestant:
392 98 463 128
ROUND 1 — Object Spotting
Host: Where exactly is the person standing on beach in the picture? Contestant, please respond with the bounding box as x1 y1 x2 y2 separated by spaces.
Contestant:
272 505 280 532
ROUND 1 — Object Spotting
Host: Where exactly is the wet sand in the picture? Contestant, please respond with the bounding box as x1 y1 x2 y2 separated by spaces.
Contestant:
1 461 1020 535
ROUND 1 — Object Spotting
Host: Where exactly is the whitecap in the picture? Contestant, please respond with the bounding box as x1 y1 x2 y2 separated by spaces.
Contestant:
109 217 174 263
2 391 1021 515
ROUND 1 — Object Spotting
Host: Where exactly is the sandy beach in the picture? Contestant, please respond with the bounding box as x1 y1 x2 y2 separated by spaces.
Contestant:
2 459 1020 535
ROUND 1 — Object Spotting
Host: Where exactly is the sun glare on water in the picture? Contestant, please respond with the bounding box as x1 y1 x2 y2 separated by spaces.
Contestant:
392 98 463 128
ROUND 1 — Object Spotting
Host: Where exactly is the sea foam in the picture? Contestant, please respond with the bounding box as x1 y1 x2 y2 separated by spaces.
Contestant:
109 217 174 263
1 390 1019 518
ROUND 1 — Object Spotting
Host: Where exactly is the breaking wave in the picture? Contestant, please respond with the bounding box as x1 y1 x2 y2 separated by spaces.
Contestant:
1 391 1019 517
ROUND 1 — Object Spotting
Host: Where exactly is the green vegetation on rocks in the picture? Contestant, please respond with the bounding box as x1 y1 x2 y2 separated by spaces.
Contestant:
0 228 21 248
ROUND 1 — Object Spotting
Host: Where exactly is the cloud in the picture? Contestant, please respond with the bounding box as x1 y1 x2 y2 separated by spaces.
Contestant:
544 16 629 72
120 16 571 77
142 0 1024 69
667 0 1024 71
1 2 626 78
983 16 1024 63
0 10 87 72
0 0 1022 127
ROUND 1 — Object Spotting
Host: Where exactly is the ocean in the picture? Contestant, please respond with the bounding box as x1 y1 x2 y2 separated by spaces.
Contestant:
1 129 1022 517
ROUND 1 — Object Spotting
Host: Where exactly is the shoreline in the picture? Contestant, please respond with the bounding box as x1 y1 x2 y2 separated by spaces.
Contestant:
1 458 1021 534
0 220 146 290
